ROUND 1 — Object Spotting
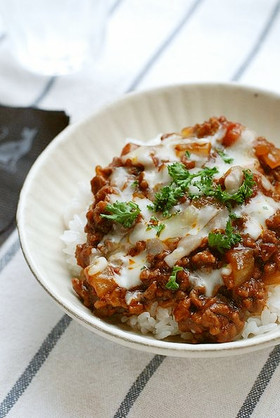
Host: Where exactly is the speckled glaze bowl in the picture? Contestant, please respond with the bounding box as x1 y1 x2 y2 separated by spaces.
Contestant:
17 82 280 357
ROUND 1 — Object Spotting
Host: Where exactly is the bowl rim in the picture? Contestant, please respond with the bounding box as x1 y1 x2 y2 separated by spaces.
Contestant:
17 81 280 357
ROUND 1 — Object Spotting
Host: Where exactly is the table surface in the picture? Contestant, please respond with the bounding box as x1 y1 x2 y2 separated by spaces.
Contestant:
1 1 280 417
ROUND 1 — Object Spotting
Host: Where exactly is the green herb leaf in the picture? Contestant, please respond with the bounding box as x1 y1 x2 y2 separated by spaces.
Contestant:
168 163 218 195
229 212 239 220
149 184 185 216
166 266 183 290
189 167 219 199
208 219 241 254
150 163 219 215
149 164 254 217
213 169 255 206
146 216 166 237
216 148 234 164
168 162 192 188
185 150 191 158
101 201 140 228
236 169 255 200
155 223 166 236
131 180 139 188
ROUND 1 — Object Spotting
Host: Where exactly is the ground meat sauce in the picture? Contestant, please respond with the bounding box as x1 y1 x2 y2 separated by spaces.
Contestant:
72 117 280 343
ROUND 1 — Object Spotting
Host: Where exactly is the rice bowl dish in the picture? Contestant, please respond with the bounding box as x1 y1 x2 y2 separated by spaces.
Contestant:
61 116 280 344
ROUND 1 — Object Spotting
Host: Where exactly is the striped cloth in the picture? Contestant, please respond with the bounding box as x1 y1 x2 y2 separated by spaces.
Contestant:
1 0 280 416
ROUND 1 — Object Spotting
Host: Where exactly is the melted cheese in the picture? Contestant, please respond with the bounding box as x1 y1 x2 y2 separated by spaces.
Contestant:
235 193 279 239
110 167 127 188
109 182 134 203
224 129 256 167
88 123 279 292
125 134 162 147
110 252 147 288
206 128 258 178
189 268 224 297
143 164 171 189
128 202 222 247
164 208 229 267
123 134 183 168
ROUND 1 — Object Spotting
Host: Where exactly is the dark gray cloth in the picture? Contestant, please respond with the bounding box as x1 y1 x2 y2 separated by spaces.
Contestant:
0 105 69 245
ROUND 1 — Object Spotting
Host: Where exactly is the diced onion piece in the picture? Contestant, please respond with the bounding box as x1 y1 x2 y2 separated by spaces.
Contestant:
88 275 117 298
181 126 194 138
255 137 280 169
263 271 280 285
164 234 204 267
224 166 244 194
146 238 165 255
87 257 108 276
226 249 254 287
175 142 211 157
262 149 280 169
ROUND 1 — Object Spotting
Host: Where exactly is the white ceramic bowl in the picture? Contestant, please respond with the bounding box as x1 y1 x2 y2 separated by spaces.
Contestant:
17 82 280 357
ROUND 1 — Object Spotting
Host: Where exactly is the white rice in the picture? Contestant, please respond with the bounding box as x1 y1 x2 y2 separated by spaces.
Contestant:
241 287 280 339
61 184 280 341
121 302 180 340
61 182 92 276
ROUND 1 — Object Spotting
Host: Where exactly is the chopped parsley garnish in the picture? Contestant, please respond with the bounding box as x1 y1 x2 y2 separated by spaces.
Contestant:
216 148 234 164
208 219 241 254
189 167 219 198
149 163 219 215
148 162 255 216
237 169 255 200
168 163 218 193
156 223 166 236
168 162 192 187
146 216 166 237
131 180 139 188
214 169 255 206
167 163 218 188
229 212 240 220
185 150 191 158
166 266 183 290
101 201 140 228
149 184 185 216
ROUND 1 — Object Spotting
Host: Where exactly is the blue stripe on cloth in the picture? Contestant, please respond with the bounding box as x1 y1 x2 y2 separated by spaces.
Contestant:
0 314 72 418
232 0 280 81
113 355 165 418
109 0 124 16
127 0 205 91
30 0 125 109
31 76 57 107
236 345 280 418
0 237 20 274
